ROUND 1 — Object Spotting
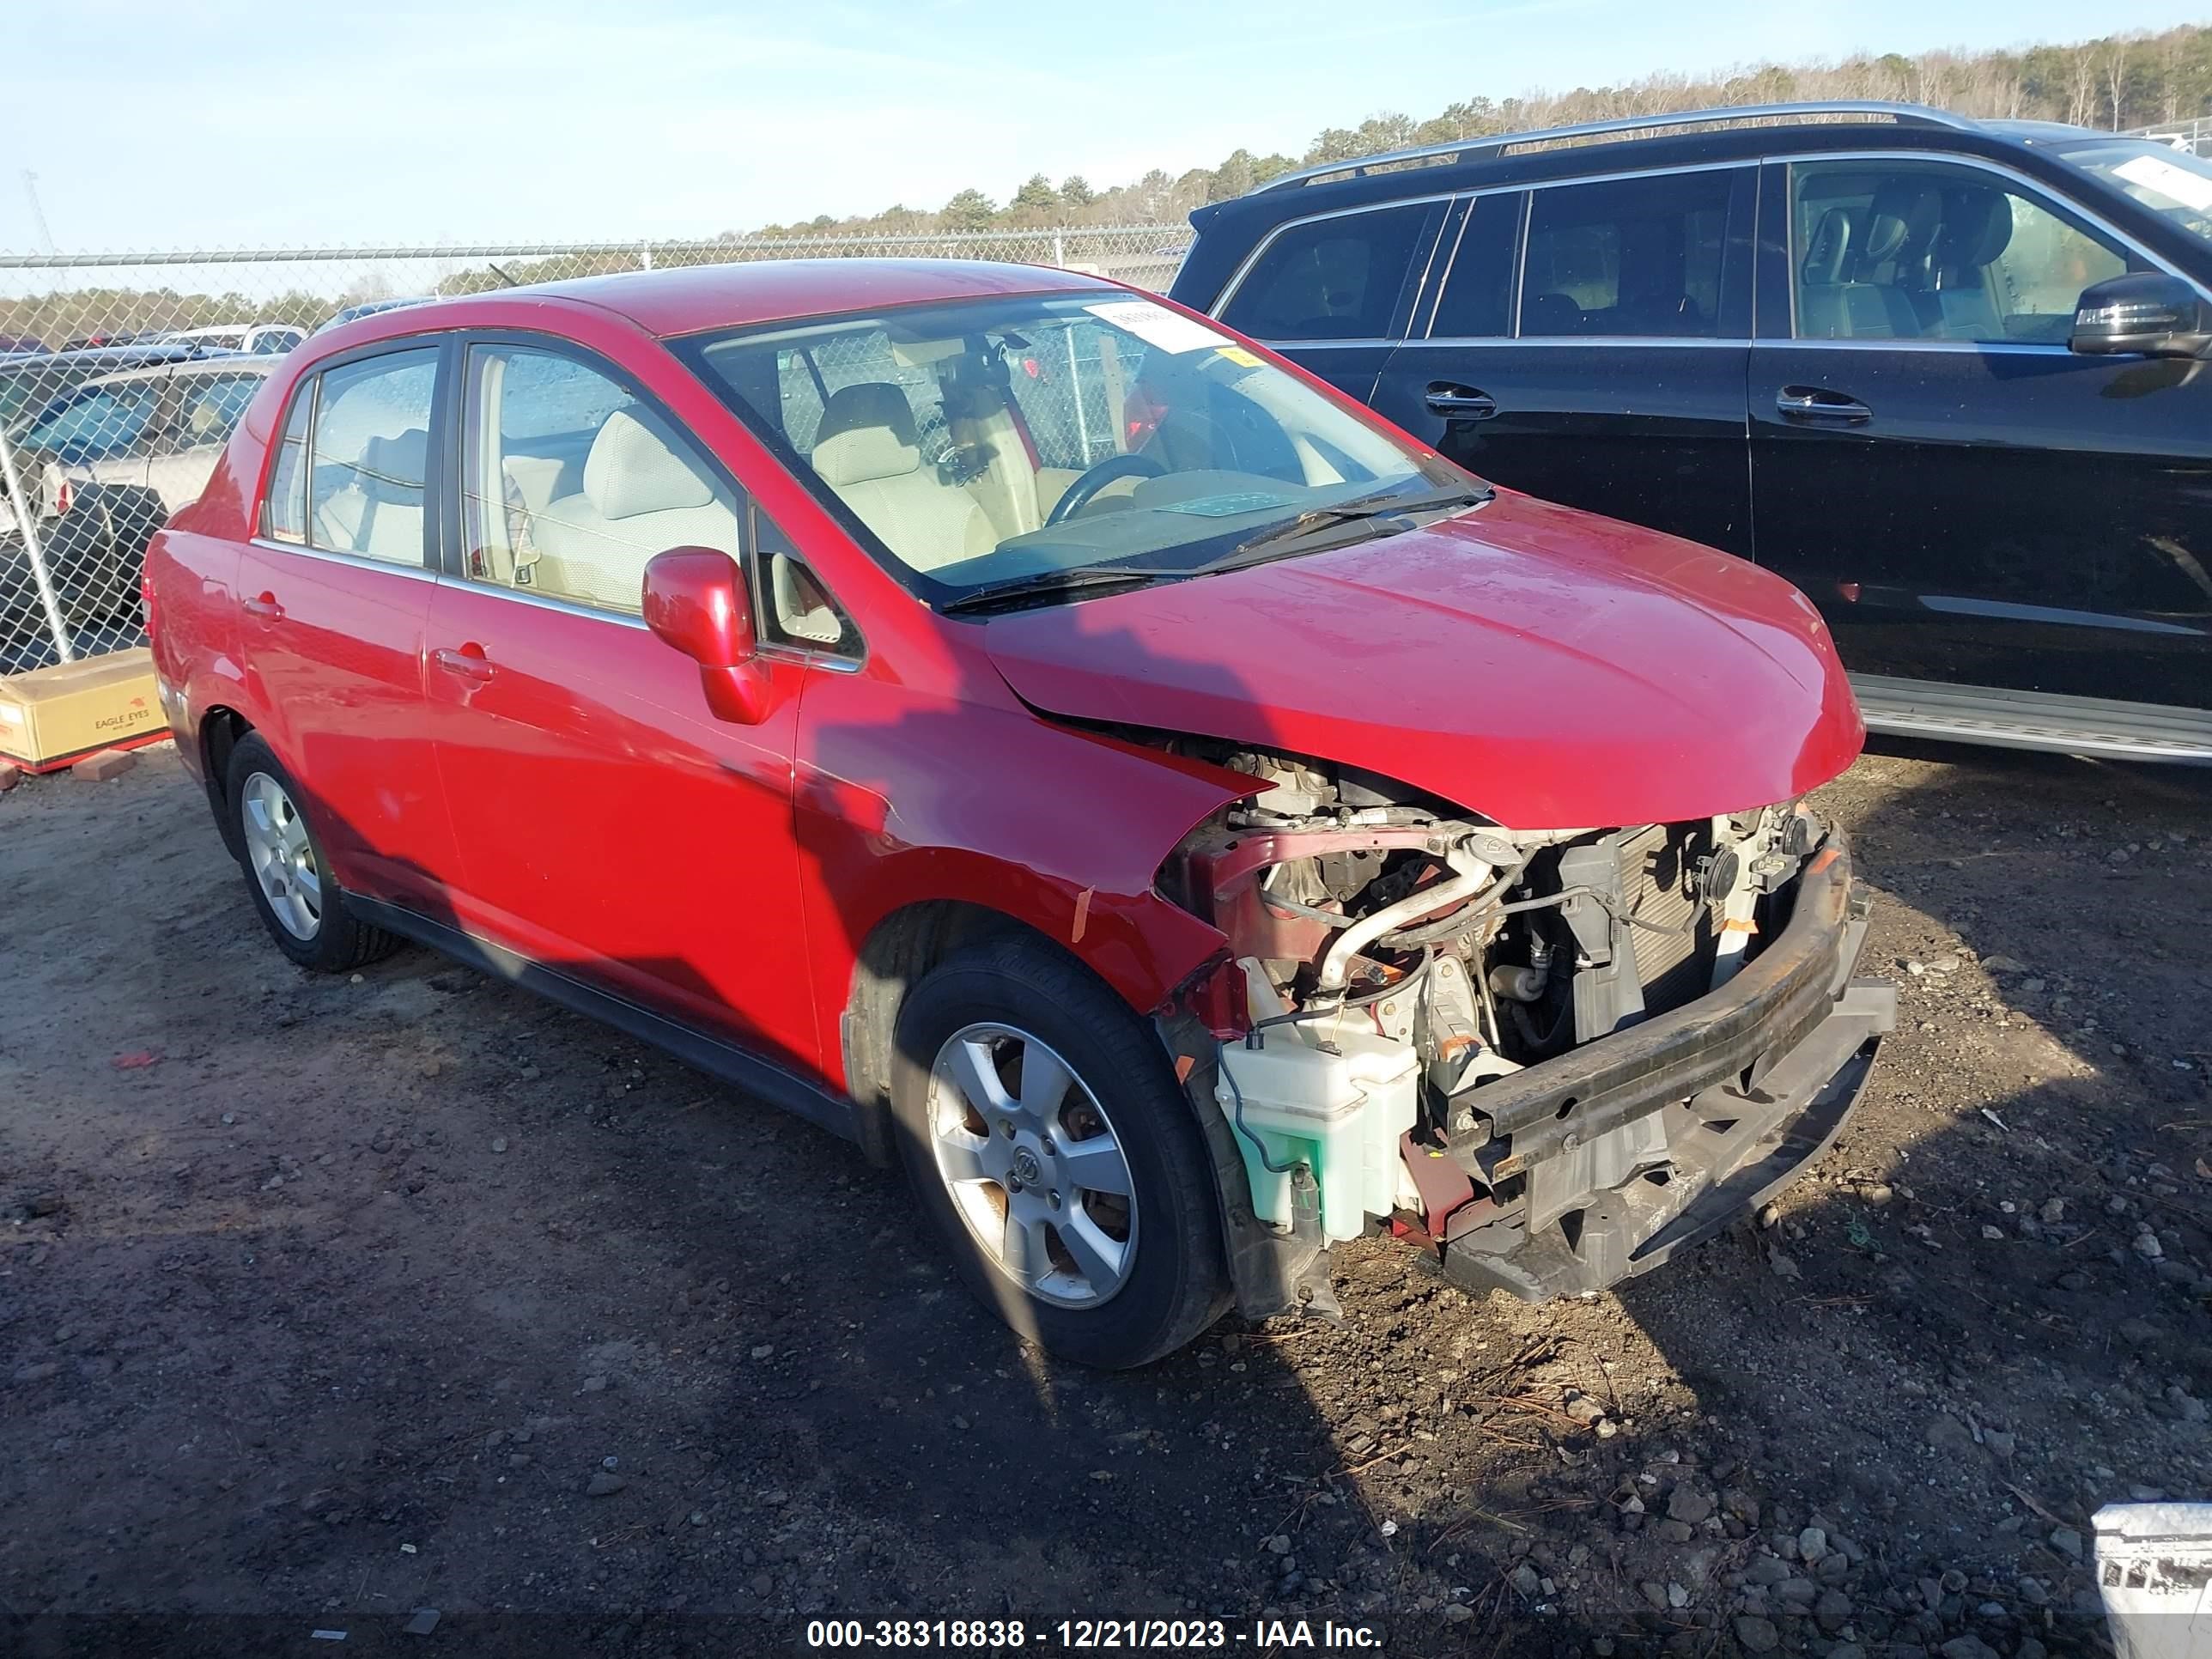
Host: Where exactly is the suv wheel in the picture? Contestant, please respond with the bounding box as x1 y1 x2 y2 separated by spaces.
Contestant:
225 732 402 972
890 933 1229 1368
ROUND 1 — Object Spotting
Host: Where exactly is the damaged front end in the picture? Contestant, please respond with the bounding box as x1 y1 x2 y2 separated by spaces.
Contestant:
1155 747 1894 1313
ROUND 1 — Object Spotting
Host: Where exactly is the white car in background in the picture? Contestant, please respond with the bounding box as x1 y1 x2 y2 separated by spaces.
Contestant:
14 356 278 516
3 357 278 637
155 322 306 356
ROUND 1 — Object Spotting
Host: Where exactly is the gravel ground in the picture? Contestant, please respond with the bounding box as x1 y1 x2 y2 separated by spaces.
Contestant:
3 738 2209 1658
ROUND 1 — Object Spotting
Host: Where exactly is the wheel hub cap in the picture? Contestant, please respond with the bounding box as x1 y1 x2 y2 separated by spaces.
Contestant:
240 771 322 942
927 1023 1139 1309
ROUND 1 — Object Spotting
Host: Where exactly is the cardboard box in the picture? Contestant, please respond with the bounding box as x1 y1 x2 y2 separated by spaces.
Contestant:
0 648 168 771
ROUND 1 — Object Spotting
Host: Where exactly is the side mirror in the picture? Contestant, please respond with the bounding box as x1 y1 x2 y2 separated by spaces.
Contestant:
641 547 770 725
2069 271 2212 359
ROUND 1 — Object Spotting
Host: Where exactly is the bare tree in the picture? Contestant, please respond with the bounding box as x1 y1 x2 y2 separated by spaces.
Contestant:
2105 36 2132 130
2067 52 2098 126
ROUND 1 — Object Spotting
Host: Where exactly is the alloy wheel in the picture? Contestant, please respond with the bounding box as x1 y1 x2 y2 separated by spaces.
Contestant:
240 771 322 941
927 1022 1139 1308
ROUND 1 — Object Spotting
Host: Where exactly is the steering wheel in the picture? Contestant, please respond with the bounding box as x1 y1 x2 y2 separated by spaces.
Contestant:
1046 453 1168 526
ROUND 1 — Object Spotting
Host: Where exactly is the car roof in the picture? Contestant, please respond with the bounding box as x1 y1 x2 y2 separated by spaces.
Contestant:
60 362 179 388
1171 104 2154 310
170 355 273 374
0 343 198 371
405 258 1121 341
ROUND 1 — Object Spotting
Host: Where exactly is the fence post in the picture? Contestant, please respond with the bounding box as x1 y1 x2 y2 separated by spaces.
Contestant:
0 422 72 666
1052 231 1066 268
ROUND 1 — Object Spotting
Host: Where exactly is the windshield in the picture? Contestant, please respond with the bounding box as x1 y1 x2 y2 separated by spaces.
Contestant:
0 362 103 435
20 378 161 458
679 291 1468 605
2058 140 2212 247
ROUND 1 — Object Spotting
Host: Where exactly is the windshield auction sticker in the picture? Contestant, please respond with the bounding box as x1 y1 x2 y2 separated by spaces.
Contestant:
1085 300 1232 354
2113 152 2212 212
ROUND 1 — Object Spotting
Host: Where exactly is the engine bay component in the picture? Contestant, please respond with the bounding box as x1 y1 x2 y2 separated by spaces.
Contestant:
1156 742 1893 1302
1215 960 1419 1243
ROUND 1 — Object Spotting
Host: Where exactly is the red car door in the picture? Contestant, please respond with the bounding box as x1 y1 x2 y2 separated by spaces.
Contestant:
422 340 817 1076
236 345 460 908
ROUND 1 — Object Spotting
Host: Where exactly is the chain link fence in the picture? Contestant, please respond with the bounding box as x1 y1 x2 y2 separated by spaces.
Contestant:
0 224 1192 676
2133 115 2212 157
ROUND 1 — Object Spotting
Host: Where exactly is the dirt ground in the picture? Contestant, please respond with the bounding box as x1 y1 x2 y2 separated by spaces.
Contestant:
3 736 2209 1659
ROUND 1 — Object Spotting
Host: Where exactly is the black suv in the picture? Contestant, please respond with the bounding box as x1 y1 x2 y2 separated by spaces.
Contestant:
1172 102 2212 763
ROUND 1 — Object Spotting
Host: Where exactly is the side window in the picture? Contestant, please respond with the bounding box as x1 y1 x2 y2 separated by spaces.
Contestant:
752 505 859 658
1219 203 1436 343
1520 170 1735 337
307 349 436 564
1790 161 2137 346
264 380 312 544
176 374 264 450
1428 193 1522 339
461 345 738 615
20 378 163 458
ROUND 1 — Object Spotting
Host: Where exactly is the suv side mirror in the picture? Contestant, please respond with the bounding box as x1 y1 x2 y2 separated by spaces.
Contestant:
642 547 770 725
2069 271 2212 359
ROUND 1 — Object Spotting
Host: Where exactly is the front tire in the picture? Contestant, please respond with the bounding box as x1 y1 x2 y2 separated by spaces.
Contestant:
224 732 401 972
890 933 1229 1368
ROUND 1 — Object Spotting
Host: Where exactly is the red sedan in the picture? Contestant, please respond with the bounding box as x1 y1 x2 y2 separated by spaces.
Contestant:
145 259 1890 1367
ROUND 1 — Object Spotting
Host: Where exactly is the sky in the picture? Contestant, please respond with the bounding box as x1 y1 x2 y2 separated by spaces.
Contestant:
3 0 2206 251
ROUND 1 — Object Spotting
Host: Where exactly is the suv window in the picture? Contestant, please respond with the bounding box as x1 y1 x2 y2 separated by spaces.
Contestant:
1219 203 1435 342
1429 193 1522 339
1521 170 1734 337
1790 160 2136 346
307 349 437 565
460 344 738 614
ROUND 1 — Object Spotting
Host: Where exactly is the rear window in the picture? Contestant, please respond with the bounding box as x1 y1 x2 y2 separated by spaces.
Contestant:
1218 202 1437 343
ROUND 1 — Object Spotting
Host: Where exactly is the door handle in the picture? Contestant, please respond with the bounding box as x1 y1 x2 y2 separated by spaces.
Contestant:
1775 386 1873 425
1425 383 1498 419
241 592 283 622
432 644 495 682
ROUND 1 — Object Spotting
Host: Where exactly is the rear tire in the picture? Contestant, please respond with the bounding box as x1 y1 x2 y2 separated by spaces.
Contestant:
224 732 402 972
890 933 1229 1368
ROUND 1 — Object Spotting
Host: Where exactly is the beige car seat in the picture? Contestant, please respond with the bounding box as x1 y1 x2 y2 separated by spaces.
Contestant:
532 410 739 611
312 427 428 562
811 383 996 571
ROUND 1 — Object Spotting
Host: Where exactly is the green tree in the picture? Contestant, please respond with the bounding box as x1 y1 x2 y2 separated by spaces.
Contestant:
939 188 999 230
1059 174 1096 208
1010 173 1060 215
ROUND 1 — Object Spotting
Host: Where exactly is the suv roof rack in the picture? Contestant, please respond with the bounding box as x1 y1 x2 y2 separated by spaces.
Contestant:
1252 101 1982 193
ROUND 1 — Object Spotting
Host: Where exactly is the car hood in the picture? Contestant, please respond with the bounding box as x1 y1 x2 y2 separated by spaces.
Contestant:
981 491 1863 830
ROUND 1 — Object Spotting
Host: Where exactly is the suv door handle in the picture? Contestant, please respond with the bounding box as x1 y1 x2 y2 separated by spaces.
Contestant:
1425 383 1498 419
241 592 283 622
432 644 495 682
1775 386 1873 425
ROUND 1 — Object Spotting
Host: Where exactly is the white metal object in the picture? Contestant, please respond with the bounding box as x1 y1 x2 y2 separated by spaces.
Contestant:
2096 1503 2212 1659
0 420 71 665
1316 842 1492 994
